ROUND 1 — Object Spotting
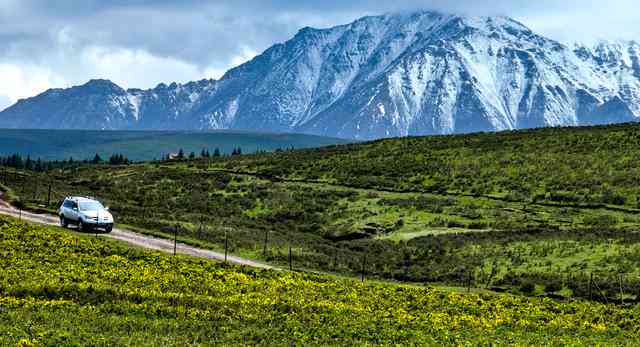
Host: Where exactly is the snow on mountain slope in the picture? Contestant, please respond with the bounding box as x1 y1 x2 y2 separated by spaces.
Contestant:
0 11 639 139
0 78 217 130
296 15 640 138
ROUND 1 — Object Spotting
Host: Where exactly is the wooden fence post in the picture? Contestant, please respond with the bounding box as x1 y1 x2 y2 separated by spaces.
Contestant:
589 273 593 300
591 275 608 304
224 229 228 263
263 230 268 257
173 225 178 256
34 179 39 201
485 261 497 289
619 275 624 305
361 253 367 283
289 241 293 271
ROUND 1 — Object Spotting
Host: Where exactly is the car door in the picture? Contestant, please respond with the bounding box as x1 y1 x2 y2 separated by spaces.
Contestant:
61 200 72 219
69 201 79 221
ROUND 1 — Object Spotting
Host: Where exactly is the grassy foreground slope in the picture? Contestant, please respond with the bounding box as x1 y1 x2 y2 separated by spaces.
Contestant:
0 129 351 161
1 216 638 346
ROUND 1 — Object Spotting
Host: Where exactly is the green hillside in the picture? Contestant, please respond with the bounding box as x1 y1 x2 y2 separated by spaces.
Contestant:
1 215 637 345
4 123 640 302
225 122 640 208
0 129 351 161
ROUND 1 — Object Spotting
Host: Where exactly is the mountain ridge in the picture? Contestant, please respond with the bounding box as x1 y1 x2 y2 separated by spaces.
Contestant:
1 10 639 139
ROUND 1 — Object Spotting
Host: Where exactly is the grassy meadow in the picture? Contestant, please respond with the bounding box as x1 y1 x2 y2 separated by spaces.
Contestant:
1 215 639 345
3 123 640 302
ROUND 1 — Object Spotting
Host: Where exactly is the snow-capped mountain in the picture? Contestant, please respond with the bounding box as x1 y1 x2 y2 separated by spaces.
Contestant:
1 11 639 139
0 78 217 130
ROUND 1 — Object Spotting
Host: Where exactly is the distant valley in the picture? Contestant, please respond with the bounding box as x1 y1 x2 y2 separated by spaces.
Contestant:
0 129 350 161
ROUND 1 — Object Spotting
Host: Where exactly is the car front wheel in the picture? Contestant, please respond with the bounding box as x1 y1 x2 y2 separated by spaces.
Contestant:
60 215 68 228
78 220 86 232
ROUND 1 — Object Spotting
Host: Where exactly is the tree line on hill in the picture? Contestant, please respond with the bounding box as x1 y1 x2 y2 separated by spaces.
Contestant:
159 145 298 161
0 153 131 171
1 144 298 171
160 147 244 161
1 146 242 171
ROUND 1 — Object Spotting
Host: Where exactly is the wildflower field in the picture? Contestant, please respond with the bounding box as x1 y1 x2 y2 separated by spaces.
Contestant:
1 216 639 345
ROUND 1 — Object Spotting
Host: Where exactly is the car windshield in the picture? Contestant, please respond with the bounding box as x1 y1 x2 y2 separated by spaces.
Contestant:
78 201 104 211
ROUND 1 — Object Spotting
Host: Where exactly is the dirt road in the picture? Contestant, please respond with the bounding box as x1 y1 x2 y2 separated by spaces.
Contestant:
0 194 273 269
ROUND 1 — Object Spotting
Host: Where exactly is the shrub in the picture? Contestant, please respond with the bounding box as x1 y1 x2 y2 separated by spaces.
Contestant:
545 280 562 293
519 281 536 294
583 214 619 228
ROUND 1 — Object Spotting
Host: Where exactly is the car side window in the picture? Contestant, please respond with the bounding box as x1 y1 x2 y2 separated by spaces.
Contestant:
63 200 71 208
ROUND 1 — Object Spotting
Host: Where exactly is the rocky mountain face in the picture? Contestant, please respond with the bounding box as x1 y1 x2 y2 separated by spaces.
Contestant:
1 11 639 139
0 79 217 130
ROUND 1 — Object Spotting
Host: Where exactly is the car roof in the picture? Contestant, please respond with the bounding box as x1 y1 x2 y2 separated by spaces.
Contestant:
66 196 99 202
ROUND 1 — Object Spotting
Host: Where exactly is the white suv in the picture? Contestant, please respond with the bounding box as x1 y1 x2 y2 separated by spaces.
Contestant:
58 197 114 233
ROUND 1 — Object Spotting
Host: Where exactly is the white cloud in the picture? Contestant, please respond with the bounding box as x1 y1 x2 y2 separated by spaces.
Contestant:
0 63 64 109
80 46 205 87
231 46 258 66
202 67 226 80
201 46 258 79
0 44 217 110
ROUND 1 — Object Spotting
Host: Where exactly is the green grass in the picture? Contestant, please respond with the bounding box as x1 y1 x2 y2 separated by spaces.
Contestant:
215 123 640 209
378 227 476 241
2 215 640 345
4 123 640 301
0 128 351 161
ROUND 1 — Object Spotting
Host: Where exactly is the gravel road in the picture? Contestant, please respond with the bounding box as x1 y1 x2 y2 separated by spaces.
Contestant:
0 194 273 269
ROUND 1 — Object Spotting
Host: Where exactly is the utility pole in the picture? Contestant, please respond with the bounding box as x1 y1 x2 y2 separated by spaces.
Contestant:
47 184 52 206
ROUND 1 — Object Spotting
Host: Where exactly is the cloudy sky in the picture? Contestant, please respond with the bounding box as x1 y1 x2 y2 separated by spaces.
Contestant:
0 0 638 110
